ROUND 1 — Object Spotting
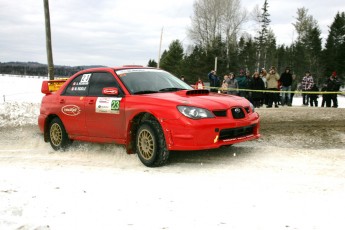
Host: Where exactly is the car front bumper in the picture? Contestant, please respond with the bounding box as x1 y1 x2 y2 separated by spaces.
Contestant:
161 112 260 151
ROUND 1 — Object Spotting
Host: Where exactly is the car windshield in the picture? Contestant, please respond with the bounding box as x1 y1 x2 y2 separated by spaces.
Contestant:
116 69 193 94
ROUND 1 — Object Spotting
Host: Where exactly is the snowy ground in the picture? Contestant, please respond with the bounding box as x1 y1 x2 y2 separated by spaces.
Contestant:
0 74 345 230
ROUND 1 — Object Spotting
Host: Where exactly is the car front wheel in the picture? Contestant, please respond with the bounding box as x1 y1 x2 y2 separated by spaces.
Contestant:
136 120 169 167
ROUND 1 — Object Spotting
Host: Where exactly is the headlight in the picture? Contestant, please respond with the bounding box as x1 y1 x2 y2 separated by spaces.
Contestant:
177 106 215 119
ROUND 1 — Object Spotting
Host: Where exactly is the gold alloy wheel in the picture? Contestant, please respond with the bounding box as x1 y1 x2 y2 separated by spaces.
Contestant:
50 123 62 147
138 129 155 160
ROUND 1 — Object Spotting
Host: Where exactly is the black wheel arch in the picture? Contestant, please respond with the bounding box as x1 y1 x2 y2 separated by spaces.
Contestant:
126 112 161 154
44 114 60 142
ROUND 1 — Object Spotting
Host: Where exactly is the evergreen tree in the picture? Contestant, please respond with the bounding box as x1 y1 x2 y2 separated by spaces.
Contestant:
181 45 209 83
238 36 257 72
255 0 271 69
323 12 345 77
306 27 322 84
159 40 184 76
263 29 277 69
292 7 322 79
147 59 157 68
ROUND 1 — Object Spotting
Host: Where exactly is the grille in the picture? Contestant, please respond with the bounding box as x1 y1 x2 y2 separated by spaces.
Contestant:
231 107 245 119
219 125 255 140
213 110 227 117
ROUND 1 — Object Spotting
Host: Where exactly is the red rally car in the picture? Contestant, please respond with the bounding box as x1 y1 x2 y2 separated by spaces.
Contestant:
38 66 260 167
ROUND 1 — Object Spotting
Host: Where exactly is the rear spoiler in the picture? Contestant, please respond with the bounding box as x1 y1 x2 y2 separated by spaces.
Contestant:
41 78 68 94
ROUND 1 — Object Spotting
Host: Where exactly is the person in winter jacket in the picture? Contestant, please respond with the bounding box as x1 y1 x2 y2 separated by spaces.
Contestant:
194 78 204 89
309 84 319 107
236 69 248 97
265 66 280 108
226 72 239 95
221 75 229 94
280 67 293 106
324 71 342 107
260 68 268 106
208 70 220 92
250 71 265 108
290 74 298 105
301 71 314 105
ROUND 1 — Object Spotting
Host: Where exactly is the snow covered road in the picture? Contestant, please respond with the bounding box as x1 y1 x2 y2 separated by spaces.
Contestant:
0 119 344 230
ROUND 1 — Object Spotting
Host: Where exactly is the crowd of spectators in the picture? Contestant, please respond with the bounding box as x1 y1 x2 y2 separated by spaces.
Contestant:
193 68 342 108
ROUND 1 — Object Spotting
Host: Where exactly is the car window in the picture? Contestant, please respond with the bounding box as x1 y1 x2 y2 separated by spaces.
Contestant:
88 72 122 97
63 73 90 96
117 69 192 94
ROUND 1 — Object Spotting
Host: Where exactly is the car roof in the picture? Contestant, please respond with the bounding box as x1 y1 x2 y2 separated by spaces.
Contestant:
79 65 156 73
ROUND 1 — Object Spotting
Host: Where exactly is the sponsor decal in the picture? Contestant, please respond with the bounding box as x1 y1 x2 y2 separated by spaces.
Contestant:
103 88 118 95
116 69 165 75
61 105 81 116
95 97 122 114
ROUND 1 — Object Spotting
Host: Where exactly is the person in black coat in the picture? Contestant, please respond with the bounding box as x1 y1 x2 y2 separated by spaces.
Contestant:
250 71 265 108
324 71 342 107
309 84 319 107
208 70 220 93
280 67 293 106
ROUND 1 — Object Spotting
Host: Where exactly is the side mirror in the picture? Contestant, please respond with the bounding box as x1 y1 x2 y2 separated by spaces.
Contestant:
102 87 119 96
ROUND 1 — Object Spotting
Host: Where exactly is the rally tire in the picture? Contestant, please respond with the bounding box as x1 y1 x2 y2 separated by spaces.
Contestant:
48 117 72 151
136 120 169 167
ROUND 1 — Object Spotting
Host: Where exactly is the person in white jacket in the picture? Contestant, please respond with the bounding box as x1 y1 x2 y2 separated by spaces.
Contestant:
265 66 280 108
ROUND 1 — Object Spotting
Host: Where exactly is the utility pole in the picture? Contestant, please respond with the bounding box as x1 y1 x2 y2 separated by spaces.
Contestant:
43 0 54 80
157 27 163 69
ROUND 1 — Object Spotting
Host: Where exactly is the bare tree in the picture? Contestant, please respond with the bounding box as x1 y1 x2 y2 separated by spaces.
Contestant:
188 0 247 69
188 0 247 48
222 0 247 68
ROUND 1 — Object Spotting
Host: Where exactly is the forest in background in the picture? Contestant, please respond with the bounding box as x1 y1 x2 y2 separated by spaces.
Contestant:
1 0 344 86
153 0 345 86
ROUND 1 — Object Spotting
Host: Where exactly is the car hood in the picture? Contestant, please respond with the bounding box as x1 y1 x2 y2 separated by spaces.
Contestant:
138 89 250 110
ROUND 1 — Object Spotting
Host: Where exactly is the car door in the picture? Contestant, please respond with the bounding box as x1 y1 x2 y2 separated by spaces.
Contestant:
59 73 89 136
84 72 126 139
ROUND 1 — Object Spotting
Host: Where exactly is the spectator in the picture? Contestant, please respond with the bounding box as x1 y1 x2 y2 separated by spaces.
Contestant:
321 76 329 107
245 70 253 102
260 68 268 106
301 71 314 106
236 69 247 97
208 70 220 93
250 71 265 108
265 66 280 108
324 71 342 108
226 72 238 95
290 74 298 105
194 78 204 89
180 75 186 82
309 84 319 107
280 67 293 106
221 75 229 93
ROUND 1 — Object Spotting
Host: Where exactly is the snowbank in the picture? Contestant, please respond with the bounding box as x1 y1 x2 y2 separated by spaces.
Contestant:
0 74 344 128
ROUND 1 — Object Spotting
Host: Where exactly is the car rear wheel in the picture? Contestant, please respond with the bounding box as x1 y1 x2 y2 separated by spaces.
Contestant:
136 120 169 167
48 117 71 151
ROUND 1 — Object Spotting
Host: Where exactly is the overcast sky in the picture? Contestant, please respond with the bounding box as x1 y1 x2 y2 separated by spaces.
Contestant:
0 0 343 67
